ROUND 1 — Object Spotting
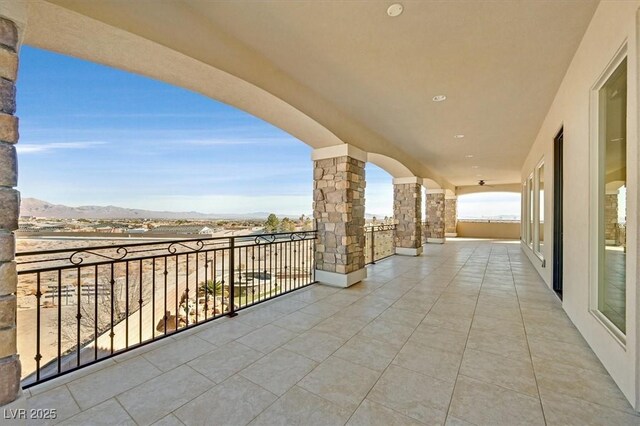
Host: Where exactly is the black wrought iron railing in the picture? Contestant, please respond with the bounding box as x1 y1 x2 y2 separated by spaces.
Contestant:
364 224 396 264
16 231 317 387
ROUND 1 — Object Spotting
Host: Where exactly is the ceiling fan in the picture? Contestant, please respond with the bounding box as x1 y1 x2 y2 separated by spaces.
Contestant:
477 179 495 188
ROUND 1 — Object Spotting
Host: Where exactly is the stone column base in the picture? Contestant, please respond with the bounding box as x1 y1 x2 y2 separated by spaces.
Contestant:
315 268 367 288
427 238 445 244
1 390 26 423
445 233 457 237
395 247 423 256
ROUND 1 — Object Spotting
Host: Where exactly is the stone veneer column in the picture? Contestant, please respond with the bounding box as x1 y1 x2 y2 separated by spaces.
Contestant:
393 177 423 256
0 3 23 408
426 190 446 244
444 195 458 238
312 144 367 287
604 193 618 244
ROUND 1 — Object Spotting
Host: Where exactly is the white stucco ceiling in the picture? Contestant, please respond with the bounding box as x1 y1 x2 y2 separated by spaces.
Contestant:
35 0 599 186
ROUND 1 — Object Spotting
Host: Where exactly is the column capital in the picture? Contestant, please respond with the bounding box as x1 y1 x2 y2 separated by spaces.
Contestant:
311 144 367 163
426 189 445 195
392 176 422 185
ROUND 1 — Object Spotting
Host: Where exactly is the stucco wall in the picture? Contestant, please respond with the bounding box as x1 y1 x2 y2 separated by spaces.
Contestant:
457 221 520 240
519 1 640 409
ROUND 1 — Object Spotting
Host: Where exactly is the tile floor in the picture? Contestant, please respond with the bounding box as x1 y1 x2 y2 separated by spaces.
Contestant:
20 240 640 425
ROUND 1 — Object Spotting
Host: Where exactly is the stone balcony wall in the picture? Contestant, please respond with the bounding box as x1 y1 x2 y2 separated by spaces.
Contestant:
313 156 366 274
393 183 422 249
605 194 618 243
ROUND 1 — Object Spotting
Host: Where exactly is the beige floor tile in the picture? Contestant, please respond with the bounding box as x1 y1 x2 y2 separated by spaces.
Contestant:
250 386 352 426
174 375 276 426
67 356 161 410
333 335 399 372
412 324 468 354
117 365 213 425
240 348 317 396
392 339 462 383
449 375 545 426
421 311 473 333
347 399 424 426
236 306 286 327
367 365 451 424
459 349 538 397
357 318 415 348
375 307 425 328
265 298 308 314
540 389 640 426
271 310 323 333
58 399 134 426
151 413 184 426
466 328 530 360
298 356 380 411
312 314 371 340
527 335 606 374
195 320 255 345
236 324 297 353
143 335 215 372
299 300 344 319
470 314 525 339
27 385 80 425
321 292 362 308
533 357 634 414
391 294 437 314
187 341 263 383
445 415 475 426
283 329 346 362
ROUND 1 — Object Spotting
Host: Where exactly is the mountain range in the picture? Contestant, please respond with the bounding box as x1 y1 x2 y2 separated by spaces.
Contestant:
20 198 289 220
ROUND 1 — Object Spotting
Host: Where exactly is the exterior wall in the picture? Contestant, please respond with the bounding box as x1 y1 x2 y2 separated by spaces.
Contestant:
393 183 422 250
519 1 640 409
313 156 366 275
457 221 520 240
0 12 20 406
426 191 445 241
444 197 457 235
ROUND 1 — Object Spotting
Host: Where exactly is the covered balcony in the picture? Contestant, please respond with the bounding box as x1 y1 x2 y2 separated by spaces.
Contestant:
21 240 639 425
1 0 640 424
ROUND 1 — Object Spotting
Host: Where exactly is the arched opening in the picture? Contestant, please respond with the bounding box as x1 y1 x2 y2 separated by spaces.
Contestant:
363 163 394 263
15 46 318 385
456 192 521 239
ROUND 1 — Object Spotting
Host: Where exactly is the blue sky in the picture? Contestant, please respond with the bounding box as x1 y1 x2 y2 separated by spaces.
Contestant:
16 46 396 216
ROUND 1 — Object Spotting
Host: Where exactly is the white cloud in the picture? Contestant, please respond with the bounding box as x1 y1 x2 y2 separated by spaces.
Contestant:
16 141 106 154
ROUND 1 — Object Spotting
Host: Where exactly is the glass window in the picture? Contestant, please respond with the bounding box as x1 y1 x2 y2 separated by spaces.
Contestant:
598 58 627 334
536 163 544 255
527 175 534 247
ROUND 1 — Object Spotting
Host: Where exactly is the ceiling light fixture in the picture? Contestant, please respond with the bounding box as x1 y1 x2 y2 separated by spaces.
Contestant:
432 95 447 102
387 3 404 17
454 134 465 139
465 155 474 158
471 165 479 169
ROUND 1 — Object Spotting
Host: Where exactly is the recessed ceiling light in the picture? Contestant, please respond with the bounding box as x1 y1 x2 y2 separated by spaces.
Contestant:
387 3 404 17
432 95 447 102
454 134 465 139
465 155 474 158
471 165 479 169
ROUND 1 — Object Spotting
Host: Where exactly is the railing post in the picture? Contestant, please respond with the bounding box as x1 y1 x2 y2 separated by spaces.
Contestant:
370 227 375 264
227 237 237 317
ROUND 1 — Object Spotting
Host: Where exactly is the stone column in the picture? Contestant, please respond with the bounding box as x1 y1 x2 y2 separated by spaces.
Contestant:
444 195 457 238
604 192 618 245
426 190 445 244
0 4 23 408
312 144 367 287
393 177 423 256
